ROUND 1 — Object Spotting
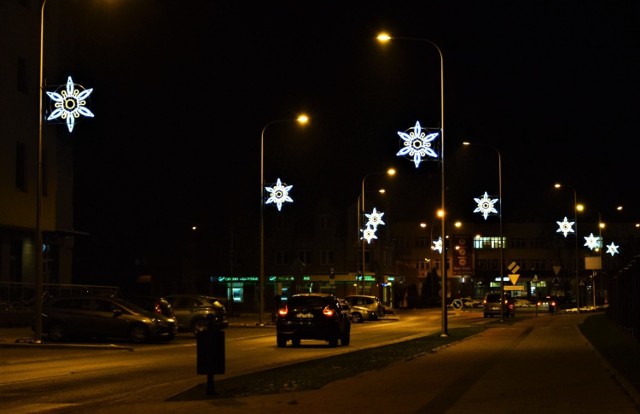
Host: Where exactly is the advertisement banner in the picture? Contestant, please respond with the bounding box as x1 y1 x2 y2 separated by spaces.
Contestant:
452 235 473 276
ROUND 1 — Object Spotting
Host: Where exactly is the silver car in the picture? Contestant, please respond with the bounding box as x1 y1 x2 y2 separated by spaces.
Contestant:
164 294 228 334
344 295 385 323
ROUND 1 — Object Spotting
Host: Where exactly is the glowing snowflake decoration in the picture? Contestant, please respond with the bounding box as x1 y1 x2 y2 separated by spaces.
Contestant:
46 76 94 132
606 242 619 256
396 121 439 168
362 225 378 244
473 191 498 220
365 207 385 229
432 237 443 253
556 217 575 237
584 233 600 250
265 178 293 211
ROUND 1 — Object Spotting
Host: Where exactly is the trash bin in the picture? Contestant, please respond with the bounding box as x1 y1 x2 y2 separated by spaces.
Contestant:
196 316 225 375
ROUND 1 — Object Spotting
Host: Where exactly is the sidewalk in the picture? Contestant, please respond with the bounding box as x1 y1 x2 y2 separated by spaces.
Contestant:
2 312 640 413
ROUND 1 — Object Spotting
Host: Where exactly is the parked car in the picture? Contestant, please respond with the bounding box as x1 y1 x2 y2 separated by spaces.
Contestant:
126 295 176 319
276 293 350 347
483 292 515 318
37 295 178 343
343 295 385 322
164 294 228 334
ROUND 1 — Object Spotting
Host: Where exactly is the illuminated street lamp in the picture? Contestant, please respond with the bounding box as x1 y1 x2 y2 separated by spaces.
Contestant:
554 183 583 312
358 168 396 294
259 115 308 325
463 142 504 321
376 32 447 337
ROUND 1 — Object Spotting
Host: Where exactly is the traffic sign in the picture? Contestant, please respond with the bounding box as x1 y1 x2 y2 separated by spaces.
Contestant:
508 261 520 274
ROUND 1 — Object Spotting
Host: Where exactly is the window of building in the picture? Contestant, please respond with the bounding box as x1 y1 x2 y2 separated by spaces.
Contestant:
298 250 312 265
415 237 429 249
276 215 285 231
415 260 427 270
15 143 26 191
318 214 330 230
510 238 526 249
275 251 289 266
320 250 334 265
473 236 504 249
530 259 546 271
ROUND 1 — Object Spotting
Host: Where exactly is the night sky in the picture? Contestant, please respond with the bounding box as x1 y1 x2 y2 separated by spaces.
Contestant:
55 0 640 281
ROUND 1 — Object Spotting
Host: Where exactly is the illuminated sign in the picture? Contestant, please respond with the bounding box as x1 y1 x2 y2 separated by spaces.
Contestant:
473 191 498 220
265 178 293 211
556 217 575 237
46 76 94 132
396 121 439 168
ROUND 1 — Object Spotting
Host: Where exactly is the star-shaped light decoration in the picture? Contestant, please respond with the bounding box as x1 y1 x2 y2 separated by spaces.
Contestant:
265 178 293 211
606 242 619 256
46 76 94 132
556 217 575 237
396 121 439 168
473 191 499 220
362 225 378 244
432 237 443 254
584 233 599 250
365 207 385 229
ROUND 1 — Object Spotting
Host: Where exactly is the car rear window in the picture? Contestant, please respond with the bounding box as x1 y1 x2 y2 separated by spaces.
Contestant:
289 296 329 308
486 294 501 302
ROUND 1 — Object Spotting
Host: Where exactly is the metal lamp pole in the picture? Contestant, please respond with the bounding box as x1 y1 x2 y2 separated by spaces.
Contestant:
34 0 51 344
463 142 504 321
376 33 446 336
555 183 580 313
259 116 308 325
359 169 395 295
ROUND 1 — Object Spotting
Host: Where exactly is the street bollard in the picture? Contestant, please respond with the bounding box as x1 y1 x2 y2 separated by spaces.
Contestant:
196 314 225 395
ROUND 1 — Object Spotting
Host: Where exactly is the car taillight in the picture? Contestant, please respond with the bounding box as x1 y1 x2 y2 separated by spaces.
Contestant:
323 306 335 317
153 304 162 315
551 301 556 307
278 306 288 317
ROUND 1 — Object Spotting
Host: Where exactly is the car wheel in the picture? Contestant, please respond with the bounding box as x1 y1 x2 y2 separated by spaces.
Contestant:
129 324 148 343
276 334 287 348
351 313 364 323
48 323 66 342
292 338 301 347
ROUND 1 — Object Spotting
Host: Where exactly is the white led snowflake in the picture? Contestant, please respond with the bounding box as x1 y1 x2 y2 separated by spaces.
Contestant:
265 178 293 211
473 191 498 220
396 121 439 168
556 217 575 237
606 242 619 256
584 233 600 250
362 225 378 244
432 237 443 253
365 207 385 229
46 76 94 132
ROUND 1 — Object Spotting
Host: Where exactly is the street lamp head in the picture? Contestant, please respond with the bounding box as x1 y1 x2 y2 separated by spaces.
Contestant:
297 114 309 125
387 167 396 176
554 183 562 189
376 32 392 43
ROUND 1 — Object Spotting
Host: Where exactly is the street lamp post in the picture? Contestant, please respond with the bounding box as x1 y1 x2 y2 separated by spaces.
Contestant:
34 0 51 344
376 33 447 337
359 169 395 295
463 142 504 321
555 183 580 313
259 115 308 325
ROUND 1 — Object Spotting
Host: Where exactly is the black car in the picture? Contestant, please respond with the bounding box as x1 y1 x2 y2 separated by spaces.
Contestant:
275 293 350 348
38 296 178 343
